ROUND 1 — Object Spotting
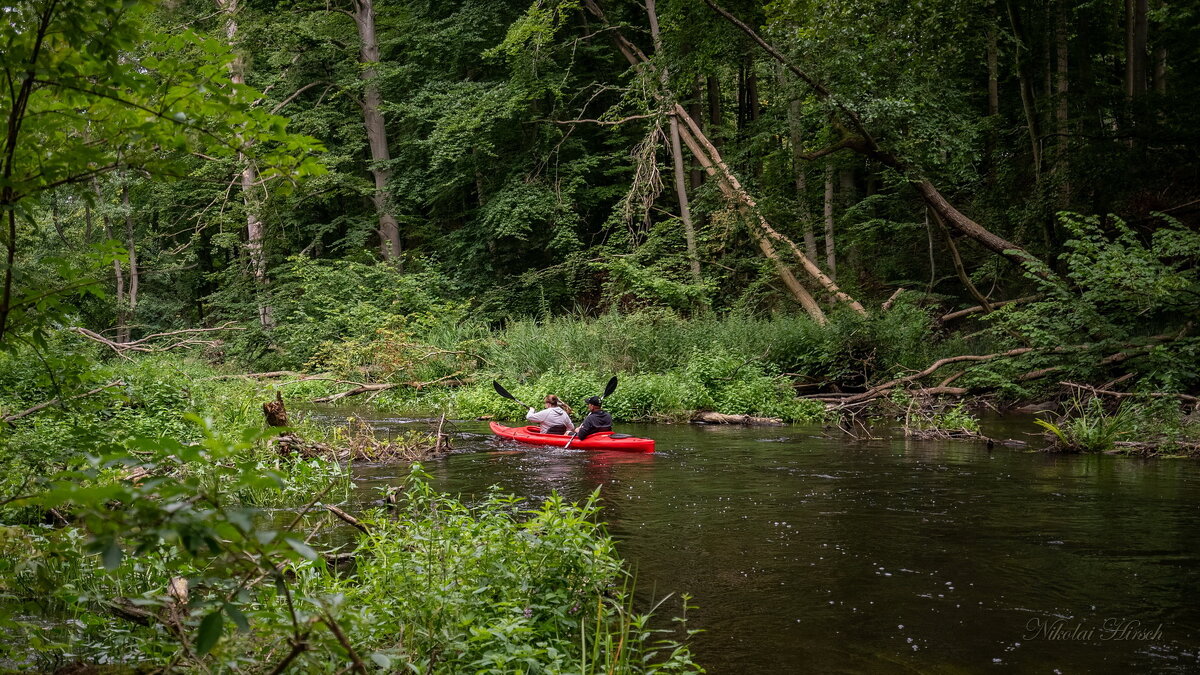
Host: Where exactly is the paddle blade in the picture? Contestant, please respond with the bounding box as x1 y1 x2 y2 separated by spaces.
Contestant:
492 380 514 400
602 376 618 399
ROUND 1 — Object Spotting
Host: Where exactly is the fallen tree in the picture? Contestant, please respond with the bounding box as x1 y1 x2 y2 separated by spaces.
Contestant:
579 0 864 323
701 0 1051 278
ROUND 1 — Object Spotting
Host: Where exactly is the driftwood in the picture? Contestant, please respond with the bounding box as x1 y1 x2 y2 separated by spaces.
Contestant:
811 348 1036 405
881 288 906 311
906 428 987 441
692 411 785 426
326 504 370 534
3 380 125 423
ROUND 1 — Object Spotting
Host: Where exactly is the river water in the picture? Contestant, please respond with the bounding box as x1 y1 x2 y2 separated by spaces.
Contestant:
333 412 1200 673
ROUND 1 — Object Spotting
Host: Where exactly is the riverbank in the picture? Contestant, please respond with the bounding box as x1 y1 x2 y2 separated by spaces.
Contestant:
0 349 701 672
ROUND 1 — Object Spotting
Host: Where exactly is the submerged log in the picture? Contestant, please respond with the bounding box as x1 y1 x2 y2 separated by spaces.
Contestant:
692 411 785 426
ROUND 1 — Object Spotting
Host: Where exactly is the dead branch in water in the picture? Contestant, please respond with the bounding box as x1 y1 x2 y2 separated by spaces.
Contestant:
816 348 1036 405
325 504 370 535
692 411 785 426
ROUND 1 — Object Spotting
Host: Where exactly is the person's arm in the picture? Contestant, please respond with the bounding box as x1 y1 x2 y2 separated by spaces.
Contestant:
526 408 549 423
564 413 576 432
576 414 595 440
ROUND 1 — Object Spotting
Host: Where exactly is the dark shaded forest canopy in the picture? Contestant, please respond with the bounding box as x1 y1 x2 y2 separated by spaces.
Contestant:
4 0 1198 338
1 0 1198 407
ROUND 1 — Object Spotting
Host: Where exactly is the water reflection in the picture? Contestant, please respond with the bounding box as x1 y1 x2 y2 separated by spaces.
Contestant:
334 411 1200 673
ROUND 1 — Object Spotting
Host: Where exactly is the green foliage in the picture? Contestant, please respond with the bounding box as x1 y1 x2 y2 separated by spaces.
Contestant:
2 465 699 673
0 0 322 351
1035 397 1137 453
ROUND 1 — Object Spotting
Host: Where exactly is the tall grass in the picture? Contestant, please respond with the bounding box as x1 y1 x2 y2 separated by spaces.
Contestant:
1035 397 1137 452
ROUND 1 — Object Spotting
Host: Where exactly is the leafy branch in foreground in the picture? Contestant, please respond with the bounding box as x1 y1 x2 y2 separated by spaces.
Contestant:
1 421 699 672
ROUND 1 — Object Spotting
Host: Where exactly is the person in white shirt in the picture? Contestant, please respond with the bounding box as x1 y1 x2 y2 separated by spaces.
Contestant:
526 394 576 434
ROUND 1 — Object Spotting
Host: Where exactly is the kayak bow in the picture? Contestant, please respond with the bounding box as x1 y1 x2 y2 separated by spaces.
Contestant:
489 422 655 453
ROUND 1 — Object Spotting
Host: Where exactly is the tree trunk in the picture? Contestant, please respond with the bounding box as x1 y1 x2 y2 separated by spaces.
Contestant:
702 0 1048 276
736 64 746 132
219 0 273 329
985 19 1000 180
646 0 701 284
352 0 402 262
745 67 760 122
788 97 818 260
676 107 865 317
823 164 836 280
1150 0 1167 94
688 76 705 189
1153 47 1166 94
96 179 125 341
677 123 824 321
1126 0 1149 98
707 75 722 149
987 24 1000 117
581 0 863 315
1055 0 1070 205
121 181 138 343
1009 1 1042 181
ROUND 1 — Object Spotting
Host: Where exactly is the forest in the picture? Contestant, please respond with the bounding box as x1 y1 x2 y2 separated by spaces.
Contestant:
1 0 1198 671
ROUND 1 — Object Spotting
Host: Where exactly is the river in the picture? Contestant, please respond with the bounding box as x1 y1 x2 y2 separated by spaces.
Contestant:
331 412 1200 673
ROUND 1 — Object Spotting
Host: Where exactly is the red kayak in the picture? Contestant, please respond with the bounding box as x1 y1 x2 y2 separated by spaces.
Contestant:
489 422 655 453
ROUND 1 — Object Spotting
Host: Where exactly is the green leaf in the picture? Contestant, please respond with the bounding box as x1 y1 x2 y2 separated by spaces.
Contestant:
371 653 392 669
285 537 318 561
224 603 250 633
196 609 224 656
101 541 123 570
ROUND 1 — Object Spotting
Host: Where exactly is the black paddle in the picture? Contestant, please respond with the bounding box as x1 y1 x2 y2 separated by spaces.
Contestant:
492 380 531 410
565 376 618 449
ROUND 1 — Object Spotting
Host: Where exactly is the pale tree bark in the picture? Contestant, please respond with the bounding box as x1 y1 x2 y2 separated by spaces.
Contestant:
787 97 818 260
95 179 125 341
823 164 836 280
676 107 864 317
350 0 402 262
676 124 824 322
581 0 864 319
646 0 701 284
121 180 138 343
219 0 272 329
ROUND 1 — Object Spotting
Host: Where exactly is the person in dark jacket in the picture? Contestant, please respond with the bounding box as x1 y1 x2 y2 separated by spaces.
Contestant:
573 396 613 440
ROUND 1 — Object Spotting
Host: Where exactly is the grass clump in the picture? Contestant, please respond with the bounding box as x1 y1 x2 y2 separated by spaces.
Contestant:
1035 397 1136 452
